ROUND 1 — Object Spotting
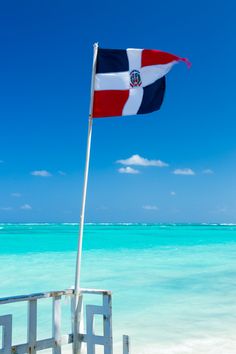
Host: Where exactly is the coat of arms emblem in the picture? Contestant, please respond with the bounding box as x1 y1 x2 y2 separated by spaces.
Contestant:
130 70 142 88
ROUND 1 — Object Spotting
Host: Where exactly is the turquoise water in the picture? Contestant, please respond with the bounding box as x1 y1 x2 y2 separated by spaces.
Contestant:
1 223 236 353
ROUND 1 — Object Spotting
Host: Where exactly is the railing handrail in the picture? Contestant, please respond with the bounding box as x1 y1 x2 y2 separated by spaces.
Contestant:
0 288 112 305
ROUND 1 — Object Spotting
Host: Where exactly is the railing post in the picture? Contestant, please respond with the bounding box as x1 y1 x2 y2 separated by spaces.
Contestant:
103 293 113 354
123 335 130 354
53 295 62 354
72 293 83 354
27 300 37 354
0 315 12 354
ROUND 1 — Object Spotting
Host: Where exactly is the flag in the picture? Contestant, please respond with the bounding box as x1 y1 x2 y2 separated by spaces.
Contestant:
92 48 190 118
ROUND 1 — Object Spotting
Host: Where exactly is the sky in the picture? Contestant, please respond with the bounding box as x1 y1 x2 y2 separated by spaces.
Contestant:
0 0 235 223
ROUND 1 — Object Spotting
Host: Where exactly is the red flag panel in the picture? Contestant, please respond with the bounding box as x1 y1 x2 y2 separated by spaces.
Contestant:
93 90 129 118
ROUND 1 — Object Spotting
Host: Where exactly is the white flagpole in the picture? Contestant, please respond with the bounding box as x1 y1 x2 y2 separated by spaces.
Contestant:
73 42 98 354
75 42 98 294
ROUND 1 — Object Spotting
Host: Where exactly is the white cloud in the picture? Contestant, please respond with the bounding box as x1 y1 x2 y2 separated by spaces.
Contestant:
31 170 52 177
20 204 32 210
118 166 140 174
202 169 214 174
143 205 159 211
58 170 67 176
170 191 176 196
173 168 195 175
0 207 12 211
11 192 22 198
117 154 168 167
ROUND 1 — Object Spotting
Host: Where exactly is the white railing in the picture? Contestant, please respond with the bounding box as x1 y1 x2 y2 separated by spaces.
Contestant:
0 288 130 354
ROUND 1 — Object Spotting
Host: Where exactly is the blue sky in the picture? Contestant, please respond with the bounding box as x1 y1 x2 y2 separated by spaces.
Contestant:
0 0 235 223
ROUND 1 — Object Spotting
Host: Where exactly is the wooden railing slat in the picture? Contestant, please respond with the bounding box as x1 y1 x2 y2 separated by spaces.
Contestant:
0 315 12 354
27 300 37 354
123 335 130 354
52 295 62 354
103 294 113 354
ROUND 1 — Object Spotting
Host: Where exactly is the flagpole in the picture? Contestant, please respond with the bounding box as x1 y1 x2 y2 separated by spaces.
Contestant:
73 42 98 354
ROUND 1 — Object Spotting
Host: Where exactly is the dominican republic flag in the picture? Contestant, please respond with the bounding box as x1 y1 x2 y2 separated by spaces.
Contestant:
92 48 190 118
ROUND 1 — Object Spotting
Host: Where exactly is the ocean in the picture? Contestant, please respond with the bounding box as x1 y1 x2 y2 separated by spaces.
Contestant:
0 223 236 354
